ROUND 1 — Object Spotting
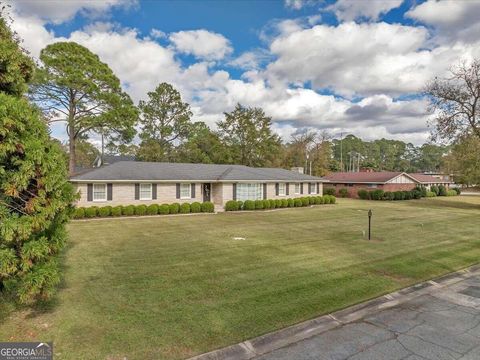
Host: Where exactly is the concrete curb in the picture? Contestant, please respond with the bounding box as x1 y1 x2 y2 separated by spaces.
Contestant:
188 264 480 360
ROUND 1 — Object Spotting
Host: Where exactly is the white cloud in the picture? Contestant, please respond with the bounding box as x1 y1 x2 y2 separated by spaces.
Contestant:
169 29 233 60
10 0 137 24
263 21 479 97
150 28 166 39
406 0 480 44
328 0 403 22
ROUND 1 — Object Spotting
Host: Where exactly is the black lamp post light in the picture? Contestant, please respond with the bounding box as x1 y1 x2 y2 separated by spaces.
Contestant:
368 209 372 240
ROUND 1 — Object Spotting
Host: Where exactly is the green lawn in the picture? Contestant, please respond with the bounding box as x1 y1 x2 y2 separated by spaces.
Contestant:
2 196 480 359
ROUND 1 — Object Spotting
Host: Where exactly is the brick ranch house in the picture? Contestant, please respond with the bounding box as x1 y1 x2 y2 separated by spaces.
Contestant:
70 161 327 209
323 171 452 198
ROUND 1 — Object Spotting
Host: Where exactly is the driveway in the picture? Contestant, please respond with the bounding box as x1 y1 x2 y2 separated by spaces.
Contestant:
256 274 480 360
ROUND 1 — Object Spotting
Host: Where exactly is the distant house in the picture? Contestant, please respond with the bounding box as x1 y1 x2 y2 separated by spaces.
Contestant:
408 173 453 189
70 161 326 208
324 171 452 198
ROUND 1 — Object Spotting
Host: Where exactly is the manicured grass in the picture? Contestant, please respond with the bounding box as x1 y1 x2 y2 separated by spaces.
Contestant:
2 196 480 359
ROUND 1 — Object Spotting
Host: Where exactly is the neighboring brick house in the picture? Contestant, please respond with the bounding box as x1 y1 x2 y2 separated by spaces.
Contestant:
323 171 453 198
409 173 453 190
70 161 326 208
323 172 418 198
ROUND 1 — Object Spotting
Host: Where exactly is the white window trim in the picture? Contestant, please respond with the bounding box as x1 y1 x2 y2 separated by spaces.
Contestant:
278 183 286 196
294 183 301 195
310 183 317 194
93 183 107 202
180 183 192 199
139 183 153 200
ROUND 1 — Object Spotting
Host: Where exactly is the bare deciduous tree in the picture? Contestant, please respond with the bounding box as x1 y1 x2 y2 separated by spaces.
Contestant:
426 59 480 142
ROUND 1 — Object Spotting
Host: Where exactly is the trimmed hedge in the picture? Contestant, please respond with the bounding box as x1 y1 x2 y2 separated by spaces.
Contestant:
358 189 369 200
98 206 112 217
426 191 436 197
324 187 336 196
74 200 216 219
447 189 457 196
191 202 201 213
146 204 158 215
454 187 461 195
222 195 337 212
201 201 215 213
179 203 190 214
338 188 348 198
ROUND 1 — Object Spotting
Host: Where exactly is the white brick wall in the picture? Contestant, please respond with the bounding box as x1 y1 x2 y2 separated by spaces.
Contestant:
74 181 323 207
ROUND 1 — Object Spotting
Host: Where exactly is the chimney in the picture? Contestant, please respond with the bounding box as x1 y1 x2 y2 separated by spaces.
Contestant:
291 167 304 174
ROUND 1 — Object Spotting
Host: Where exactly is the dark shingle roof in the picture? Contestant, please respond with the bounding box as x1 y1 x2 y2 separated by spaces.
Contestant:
70 161 325 182
323 171 407 184
409 173 453 184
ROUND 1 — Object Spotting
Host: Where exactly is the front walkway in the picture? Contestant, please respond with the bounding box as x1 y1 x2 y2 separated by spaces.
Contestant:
191 265 480 360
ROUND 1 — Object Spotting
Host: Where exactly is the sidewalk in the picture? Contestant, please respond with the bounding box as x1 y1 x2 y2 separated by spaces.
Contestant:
190 265 480 360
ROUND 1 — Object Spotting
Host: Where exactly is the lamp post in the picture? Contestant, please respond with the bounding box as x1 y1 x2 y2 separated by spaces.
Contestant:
368 209 372 240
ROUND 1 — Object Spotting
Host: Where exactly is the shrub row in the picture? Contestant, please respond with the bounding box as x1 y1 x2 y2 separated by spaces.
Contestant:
224 195 336 211
357 189 422 201
358 184 459 201
73 201 214 219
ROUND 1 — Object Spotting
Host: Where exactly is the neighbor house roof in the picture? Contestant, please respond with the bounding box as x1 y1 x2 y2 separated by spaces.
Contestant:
70 161 326 182
323 171 415 184
409 173 453 184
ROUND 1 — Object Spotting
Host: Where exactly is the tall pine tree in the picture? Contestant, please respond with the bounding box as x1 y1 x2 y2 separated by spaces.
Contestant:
0 13 76 304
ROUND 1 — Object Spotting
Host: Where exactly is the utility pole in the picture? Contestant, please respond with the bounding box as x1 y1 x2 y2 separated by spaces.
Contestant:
340 132 343 172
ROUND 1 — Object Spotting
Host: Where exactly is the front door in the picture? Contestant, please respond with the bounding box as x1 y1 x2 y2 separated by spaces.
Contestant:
203 183 211 202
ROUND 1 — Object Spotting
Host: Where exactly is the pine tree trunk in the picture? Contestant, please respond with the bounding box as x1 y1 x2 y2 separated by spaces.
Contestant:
69 127 76 175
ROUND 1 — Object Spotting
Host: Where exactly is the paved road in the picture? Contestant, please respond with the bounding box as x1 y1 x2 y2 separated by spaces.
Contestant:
256 275 480 360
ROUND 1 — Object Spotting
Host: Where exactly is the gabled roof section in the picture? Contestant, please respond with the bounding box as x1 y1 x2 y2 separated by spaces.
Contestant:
70 161 325 182
409 173 453 184
323 171 412 184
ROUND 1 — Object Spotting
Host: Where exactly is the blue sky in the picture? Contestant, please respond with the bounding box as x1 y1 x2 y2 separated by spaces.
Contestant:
9 0 480 145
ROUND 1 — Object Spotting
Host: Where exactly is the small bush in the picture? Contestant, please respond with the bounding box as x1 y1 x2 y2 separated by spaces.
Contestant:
403 191 413 200
85 207 98 218
310 196 317 205
447 189 457 196
269 199 276 208
275 199 283 208
415 185 427 197
169 203 180 214
370 189 384 200
394 191 404 201
454 187 461 195
300 197 308 206
324 187 336 196
146 204 158 215
294 198 303 207
122 205 135 216
323 195 331 204
438 185 447 196
225 200 239 211
338 188 348 198
263 199 271 209
328 195 336 204
159 204 170 214
237 201 244 210
431 185 439 196
98 206 112 217
255 199 264 210
180 203 191 214
425 191 436 197
383 191 395 201
281 199 288 208
244 200 255 210
135 205 147 216
411 190 422 199
357 189 369 200
288 198 295 207
111 206 122 217
201 201 215 213
190 202 201 213
315 196 324 205
74 207 85 219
